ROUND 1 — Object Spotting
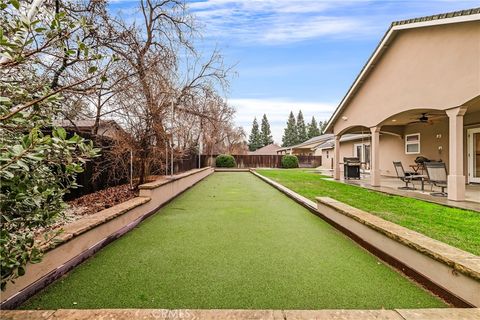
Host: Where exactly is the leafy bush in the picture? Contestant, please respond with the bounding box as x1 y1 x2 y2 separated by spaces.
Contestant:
215 154 236 168
0 1 100 290
281 155 299 168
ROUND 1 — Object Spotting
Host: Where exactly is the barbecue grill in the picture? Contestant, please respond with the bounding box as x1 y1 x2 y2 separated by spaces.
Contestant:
344 157 361 179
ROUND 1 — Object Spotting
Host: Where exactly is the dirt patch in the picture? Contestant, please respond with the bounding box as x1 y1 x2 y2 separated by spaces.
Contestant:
67 183 138 216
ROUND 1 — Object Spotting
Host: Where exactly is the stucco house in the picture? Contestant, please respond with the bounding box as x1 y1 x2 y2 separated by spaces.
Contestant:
276 134 333 156
324 8 480 201
313 134 371 171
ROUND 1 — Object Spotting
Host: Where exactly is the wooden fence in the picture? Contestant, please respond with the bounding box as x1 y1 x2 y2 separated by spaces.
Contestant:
201 154 322 168
69 153 321 200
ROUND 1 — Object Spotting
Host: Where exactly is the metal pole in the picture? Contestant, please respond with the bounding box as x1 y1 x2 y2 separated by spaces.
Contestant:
165 141 168 176
170 98 174 177
198 131 203 169
130 149 133 189
170 139 173 177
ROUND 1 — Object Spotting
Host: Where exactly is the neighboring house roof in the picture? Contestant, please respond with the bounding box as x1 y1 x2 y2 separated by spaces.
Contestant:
313 134 371 150
248 143 281 155
52 119 125 138
52 119 118 128
277 134 334 152
324 8 480 133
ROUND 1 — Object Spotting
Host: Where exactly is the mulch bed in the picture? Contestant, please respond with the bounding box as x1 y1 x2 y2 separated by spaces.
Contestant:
67 183 138 216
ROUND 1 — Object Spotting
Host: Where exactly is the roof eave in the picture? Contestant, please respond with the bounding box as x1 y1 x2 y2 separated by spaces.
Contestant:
324 12 480 134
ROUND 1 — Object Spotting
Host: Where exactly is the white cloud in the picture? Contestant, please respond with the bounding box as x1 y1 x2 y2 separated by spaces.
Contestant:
188 0 375 45
229 98 336 144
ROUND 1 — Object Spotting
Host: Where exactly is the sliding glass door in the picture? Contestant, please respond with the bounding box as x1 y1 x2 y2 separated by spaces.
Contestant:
468 128 480 183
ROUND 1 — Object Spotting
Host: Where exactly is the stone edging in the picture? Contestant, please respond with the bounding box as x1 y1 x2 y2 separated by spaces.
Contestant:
250 170 318 209
139 167 211 189
316 197 480 281
215 168 251 172
1 167 214 309
38 197 151 252
250 170 480 307
1 308 479 320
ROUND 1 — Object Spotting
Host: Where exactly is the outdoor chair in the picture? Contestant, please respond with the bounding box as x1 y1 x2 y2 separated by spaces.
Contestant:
393 161 422 190
424 162 448 197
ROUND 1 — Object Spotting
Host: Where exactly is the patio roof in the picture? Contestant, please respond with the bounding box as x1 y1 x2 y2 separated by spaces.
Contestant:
313 133 371 150
324 7 480 133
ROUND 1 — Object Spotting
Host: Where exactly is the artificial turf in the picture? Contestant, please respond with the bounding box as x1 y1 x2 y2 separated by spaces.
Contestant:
256 169 480 255
21 172 446 309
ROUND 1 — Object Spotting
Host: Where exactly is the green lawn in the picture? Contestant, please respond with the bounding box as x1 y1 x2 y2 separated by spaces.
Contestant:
22 173 446 309
257 169 480 255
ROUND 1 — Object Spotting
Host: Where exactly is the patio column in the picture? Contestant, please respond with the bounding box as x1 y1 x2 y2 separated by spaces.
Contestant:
446 106 467 201
370 126 381 187
334 135 341 180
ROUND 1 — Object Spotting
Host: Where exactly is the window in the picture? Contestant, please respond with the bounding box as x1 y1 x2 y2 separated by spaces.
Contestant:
405 133 420 154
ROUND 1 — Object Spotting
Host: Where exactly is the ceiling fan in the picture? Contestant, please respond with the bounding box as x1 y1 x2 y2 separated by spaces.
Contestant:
409 112 444 125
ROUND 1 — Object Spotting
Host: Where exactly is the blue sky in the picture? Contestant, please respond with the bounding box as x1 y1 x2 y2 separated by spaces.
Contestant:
110 0 480 143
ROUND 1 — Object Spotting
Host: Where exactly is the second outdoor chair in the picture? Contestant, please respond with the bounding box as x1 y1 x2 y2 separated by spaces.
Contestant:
425 162 448 197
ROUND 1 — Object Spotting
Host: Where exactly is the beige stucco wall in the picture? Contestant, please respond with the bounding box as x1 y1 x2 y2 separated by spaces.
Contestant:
324 128 448 177
319 149 334 169
332 127 449 177
333 21 480 135
329 111 480 177
381 112 480 177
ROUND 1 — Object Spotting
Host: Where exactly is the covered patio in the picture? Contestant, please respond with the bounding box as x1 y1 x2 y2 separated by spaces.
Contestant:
319 172 480 212
323 12 480 202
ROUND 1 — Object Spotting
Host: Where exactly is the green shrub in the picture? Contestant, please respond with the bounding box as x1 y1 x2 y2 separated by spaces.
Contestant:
215 154 236 168
0 2 100 290
281 155 299 168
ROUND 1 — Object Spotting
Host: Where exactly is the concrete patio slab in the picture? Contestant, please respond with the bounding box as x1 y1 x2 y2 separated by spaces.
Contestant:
317 171 480 212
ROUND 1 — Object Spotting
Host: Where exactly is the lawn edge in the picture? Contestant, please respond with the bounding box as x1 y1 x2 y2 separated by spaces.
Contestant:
251 169 479 308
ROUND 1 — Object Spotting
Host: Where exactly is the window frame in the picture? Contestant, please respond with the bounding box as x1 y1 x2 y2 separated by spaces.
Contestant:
405 133 421 155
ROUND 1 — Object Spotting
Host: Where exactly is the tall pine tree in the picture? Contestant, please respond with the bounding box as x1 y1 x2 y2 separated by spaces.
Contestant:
318 120 328 134
282 111 298 147
260 114 273 146
296 110 308 143
307 116 321 139
248 117 262 151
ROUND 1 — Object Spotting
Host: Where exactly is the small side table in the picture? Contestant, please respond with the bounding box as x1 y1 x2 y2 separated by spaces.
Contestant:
413 174 428 191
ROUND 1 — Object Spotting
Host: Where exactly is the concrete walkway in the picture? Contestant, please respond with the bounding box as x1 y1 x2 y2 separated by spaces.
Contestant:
2 308 480 320
344 178 480 212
